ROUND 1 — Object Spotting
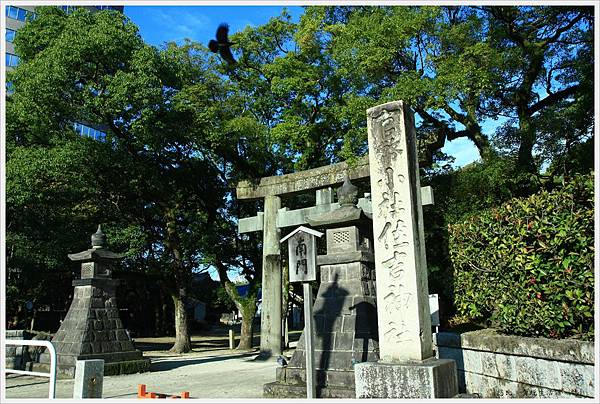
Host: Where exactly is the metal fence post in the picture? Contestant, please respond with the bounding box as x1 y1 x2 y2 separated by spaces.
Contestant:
5 340 57 399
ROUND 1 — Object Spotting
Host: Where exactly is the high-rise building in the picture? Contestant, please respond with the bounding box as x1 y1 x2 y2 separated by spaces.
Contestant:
5 5 35 71
4 5 124 140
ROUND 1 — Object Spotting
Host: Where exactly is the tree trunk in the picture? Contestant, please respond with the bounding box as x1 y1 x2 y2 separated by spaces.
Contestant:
169 288 191 353
514 47 544 175
163 300 169 335
468 129 496 164
154 294 164 337
216 261 259 351
164 207 192 353
236 299 257 350
517 115 537 173
224 280 257 350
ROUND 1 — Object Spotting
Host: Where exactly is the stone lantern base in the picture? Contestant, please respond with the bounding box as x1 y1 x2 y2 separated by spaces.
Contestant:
38 279 150 378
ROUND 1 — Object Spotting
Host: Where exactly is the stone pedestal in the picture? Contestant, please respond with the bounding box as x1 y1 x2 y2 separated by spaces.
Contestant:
355 359 458 398
264 225 379 398
74 359 104 398
39 226 150 377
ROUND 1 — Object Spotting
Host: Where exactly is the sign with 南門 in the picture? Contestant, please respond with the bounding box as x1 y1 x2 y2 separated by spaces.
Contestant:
280 226 323 283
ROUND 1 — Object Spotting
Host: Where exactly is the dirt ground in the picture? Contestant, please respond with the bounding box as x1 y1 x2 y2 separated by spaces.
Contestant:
3 326 301 400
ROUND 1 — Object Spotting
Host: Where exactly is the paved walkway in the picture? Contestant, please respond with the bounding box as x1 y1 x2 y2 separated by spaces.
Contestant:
4 331 299 400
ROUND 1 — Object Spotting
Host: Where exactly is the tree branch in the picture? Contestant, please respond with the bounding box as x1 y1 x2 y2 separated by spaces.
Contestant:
487 7 526 48
542 12 585 46
215 260 232 285
526 84 579 116
442 105 469 127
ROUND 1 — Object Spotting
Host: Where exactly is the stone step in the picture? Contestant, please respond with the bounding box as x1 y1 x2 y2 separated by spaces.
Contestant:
264 381 355 399
277 366 356 387
31 357 150 378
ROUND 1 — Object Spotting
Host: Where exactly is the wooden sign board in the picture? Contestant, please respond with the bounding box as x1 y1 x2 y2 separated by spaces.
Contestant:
281 226 323 283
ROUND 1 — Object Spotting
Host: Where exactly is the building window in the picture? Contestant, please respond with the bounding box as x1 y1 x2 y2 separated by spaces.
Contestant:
6 53 20 67
6 6 35 22
95 6 120 11
58 6 78 14
7 81 15 95
6 28 16 43
73 122 106 141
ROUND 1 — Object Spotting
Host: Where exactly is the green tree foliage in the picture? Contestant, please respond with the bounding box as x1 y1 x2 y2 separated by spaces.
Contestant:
483 6 594 173
449 174 594 339
5 5 594 346
220 9 374 170
296 6 593 175
5 140 107 329
7 6 250 352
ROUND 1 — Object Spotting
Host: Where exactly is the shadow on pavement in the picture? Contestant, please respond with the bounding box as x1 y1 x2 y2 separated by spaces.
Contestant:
135 337 234 353
103 392 138 399
150 352 259 372
134 341 173 352
4 376 54 389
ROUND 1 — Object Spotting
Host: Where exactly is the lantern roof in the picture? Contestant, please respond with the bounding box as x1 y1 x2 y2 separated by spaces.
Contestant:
67 225 125 262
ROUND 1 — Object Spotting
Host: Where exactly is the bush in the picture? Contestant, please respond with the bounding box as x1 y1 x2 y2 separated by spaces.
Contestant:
449 173 594 340
423 156 529 324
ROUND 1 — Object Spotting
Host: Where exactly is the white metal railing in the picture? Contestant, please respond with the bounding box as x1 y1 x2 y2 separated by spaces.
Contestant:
5 339 57 399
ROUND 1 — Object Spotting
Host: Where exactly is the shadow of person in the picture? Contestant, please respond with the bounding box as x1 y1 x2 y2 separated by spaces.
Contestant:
313 272 348 381
349 300 378 362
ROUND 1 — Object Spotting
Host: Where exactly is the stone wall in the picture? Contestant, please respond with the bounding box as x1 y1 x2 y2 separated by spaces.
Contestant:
5 330 32 370
5 330 52 370
434 330 595 398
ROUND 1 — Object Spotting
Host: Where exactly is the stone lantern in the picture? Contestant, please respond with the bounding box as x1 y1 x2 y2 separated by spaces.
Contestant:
265 176 379 398
39 226 150 377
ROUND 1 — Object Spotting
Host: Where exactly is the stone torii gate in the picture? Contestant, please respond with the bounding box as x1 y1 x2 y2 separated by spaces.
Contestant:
236 157 433 358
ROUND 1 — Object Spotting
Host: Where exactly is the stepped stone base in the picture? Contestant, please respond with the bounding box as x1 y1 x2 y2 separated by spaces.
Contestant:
275 366 358 388
264 381 355 399
39 278 150 378
33 357 150 378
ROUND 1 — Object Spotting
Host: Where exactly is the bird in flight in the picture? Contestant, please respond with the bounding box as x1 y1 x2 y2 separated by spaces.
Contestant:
208 23 236 65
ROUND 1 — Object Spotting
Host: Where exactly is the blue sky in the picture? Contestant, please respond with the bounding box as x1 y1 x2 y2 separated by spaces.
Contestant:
125 5 304 47
125 5 481 168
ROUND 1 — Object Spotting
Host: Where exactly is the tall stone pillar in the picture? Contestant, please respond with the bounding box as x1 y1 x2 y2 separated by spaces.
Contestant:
260 195 282 357
369 100 432 361
355 101 457 398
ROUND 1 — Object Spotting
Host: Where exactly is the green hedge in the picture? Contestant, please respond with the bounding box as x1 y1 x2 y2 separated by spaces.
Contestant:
449 173 594 340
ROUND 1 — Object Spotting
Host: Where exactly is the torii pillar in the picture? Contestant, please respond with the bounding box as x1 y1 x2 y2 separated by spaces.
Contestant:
261 194 282 358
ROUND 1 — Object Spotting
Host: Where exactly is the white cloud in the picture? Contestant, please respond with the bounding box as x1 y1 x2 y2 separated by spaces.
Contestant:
151 8 211 42
237 19 257 30
442 137 480 168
